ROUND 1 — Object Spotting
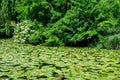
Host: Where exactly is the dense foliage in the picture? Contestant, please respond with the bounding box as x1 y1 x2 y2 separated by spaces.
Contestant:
0 39 120 79
0 0 16 38
0 0 120 49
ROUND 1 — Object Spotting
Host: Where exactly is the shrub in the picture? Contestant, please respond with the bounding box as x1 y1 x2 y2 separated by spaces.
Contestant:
2 0 120 49
15 0 69 26
0 25 14 38
28 23 45 45
28 30 40 45
101 34 120 50
13 20 36 43
44 3 99 46
44 35 63 46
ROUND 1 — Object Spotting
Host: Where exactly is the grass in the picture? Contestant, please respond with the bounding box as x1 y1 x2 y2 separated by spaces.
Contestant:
0 39 120 80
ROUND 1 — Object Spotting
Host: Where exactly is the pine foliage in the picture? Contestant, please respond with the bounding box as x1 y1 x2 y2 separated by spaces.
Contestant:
1 0 120 49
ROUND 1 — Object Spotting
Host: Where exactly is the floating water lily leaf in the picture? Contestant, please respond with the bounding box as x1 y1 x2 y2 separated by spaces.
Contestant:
0 39 120 79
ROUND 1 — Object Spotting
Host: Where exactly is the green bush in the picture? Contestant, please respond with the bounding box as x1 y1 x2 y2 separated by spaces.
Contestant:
44 36 63 46
28 23 46 45
0 26 14 38
15 0 69 26
1 0 120 49
36 0 120 47
14 20 45 44
0 28 6 38
13 20 36 43
100 34 120 50
43 1 99 46
28 30 40 45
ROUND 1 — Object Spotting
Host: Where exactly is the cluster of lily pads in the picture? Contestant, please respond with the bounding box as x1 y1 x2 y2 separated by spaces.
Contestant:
0 39 120 80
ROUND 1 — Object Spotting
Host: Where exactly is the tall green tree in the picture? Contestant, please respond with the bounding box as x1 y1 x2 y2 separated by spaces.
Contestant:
15 0 71 25
0 0 16 37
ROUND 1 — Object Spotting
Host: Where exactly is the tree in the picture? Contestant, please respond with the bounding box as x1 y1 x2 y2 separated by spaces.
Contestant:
0 0 16 37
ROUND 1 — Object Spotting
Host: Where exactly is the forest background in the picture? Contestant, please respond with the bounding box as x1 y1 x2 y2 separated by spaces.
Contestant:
0 0 120 49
